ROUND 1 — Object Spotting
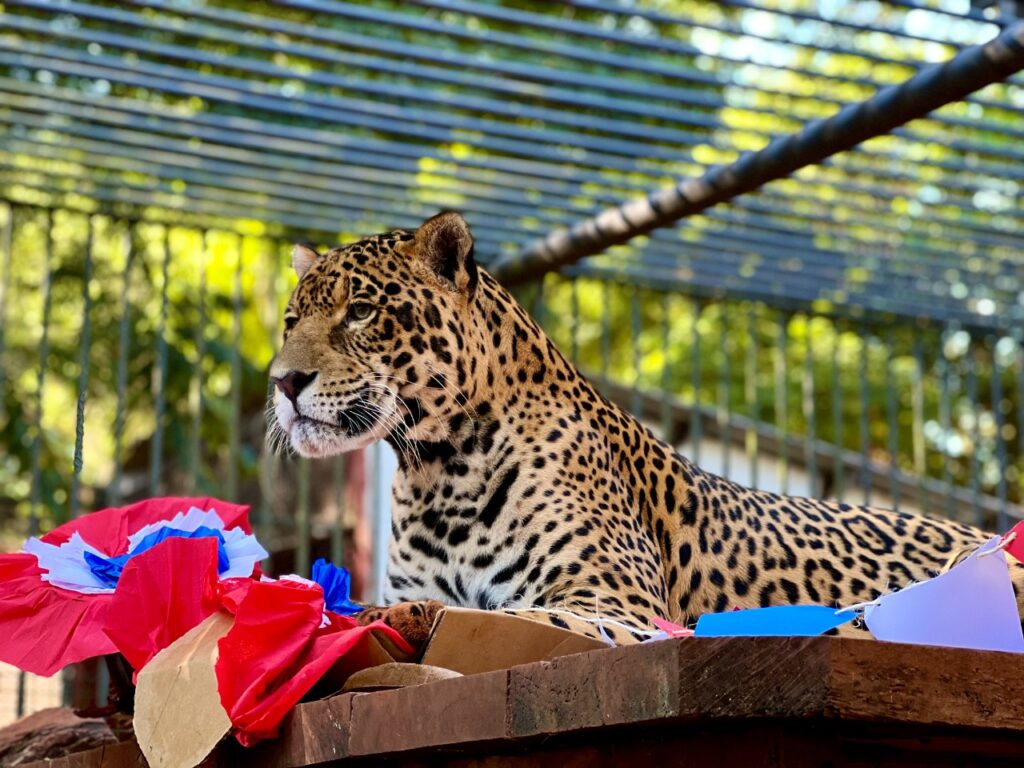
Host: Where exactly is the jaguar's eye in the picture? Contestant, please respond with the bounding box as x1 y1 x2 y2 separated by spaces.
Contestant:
348 302 376 322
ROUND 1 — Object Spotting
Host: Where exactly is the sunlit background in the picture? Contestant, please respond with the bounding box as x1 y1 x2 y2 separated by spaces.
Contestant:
0 0 1022 720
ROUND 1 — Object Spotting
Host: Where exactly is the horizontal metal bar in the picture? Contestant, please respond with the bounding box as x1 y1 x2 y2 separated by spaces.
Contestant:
4 37 1021 221
490 20 1024 284
566 260 1016 335
411 0 1022 92
33 0 724 141
8 100 1019 289
0 17 695 171
572 0 996 49
7 127 1016 320
3 79 1020 269
11 1 1023 166
0 169 519 252
0 111 573 233
292 0 1021 136
4 121 1018 330
408 0 1023 103
601 244 1017 328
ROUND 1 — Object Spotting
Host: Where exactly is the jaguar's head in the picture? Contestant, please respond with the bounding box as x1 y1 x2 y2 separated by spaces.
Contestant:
268 211 479 458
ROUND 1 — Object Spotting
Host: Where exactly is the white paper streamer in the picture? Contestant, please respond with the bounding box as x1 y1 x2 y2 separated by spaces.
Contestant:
23 533 114 594
24 507 268 593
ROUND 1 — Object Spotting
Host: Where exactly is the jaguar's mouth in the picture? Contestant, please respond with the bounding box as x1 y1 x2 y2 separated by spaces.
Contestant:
275 387 397 458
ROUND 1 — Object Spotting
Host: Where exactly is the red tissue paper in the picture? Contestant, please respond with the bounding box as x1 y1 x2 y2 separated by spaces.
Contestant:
103 536 223 678
0 497 255 677
215 578 412 746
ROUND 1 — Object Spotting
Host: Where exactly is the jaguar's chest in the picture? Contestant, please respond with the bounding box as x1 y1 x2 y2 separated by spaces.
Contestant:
386 451 547 609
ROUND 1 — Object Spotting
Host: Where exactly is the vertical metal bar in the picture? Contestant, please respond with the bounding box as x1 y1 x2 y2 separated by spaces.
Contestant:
660 292 673 442
631 286 641 417
774 313 789 494
29 210 52 531
259 240 283 547
332 455 347 566
745 307 759 490
600 279 610 386
95 663 110 710
803 319 816 496
859 328 872 506
992 343 1009 531
149 227 170 497
110 227 133 507
939 342 954 520
227 236 243 500
0 205 11 713
1017 338 1024 511
966 341 983 526
912 337 927 515
190 232 209 492
885 331 900 511
831 323 844 501
719 319 732 479
570 275 580 365
14 217 34 729
532 273 546 329
296 457 311 577
16 671 26 720
70 216 94 520
691 300 703 465
370 442 394 605
0 205 12 424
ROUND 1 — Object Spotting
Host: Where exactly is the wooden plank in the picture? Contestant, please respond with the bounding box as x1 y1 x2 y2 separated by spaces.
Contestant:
23 637 1024 768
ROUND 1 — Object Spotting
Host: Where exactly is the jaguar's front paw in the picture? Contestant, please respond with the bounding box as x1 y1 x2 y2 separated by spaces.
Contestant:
355 600 444 651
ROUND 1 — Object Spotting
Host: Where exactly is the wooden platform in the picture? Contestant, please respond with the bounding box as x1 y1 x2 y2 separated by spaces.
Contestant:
28 636 1024 767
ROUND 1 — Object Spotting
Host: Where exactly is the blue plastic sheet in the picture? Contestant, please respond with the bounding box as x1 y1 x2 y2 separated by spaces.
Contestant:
694 605 856 638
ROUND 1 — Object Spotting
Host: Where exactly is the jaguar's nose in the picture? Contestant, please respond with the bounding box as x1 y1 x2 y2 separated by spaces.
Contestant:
272 370 317 405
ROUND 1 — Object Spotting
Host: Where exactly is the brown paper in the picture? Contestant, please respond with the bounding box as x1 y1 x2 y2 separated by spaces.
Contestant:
421 607 606 675
133 612 234 768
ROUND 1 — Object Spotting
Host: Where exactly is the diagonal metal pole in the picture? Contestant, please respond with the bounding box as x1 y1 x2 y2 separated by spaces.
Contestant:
490 20 1024 286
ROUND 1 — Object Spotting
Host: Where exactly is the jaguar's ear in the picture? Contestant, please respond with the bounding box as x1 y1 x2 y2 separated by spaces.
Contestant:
292 243 321 279
413 211 478 297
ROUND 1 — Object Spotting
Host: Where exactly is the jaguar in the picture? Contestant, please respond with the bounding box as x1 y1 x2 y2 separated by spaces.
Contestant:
269 211 1021 647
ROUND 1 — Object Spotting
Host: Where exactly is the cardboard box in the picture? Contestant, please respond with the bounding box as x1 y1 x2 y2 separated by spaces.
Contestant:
421 607 607 675
133 605 606 768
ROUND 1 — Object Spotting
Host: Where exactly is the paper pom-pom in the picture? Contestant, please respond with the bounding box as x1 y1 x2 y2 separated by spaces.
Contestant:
0 497 263 677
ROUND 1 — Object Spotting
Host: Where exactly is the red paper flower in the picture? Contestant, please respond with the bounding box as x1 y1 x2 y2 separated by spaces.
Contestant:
0 497 257 677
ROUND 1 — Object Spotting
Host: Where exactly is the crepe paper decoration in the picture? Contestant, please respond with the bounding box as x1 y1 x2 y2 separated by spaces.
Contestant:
651 617 694 638
19 499 263 595
22 533 112 594
0 552 116 676
103 537 223 678
311 558 363 616
0 497 259 677
85 526 229 588
864 535 1024 654
40 497 253 551
123 506 267 581
1001 521 1024 565
694 605 857 638
215 578 412 746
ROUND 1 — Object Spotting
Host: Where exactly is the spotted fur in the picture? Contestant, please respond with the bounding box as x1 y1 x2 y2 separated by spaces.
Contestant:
269 212 1023 644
